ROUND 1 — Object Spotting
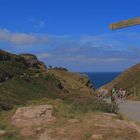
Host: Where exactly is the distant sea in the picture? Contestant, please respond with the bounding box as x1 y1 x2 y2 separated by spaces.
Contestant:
80 72 121 89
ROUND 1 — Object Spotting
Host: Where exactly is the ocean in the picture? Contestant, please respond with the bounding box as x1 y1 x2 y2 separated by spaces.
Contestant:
81 72 121 89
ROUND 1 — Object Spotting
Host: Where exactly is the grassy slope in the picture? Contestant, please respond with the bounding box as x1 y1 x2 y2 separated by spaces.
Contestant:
0 50 117 113
0 58 66 110
0 51 119 139
102 63 140 100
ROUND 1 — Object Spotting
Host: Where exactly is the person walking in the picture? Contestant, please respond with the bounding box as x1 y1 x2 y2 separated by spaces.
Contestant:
122 89 126 101
111 87 117 103
118 88 123 103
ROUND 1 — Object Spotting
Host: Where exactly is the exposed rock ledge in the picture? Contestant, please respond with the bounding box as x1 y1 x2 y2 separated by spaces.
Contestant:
11 105 55 127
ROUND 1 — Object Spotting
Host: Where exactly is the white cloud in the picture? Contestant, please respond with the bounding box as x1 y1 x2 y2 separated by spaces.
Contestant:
30 18 46 29
38 53 51 59
0 28 48 45
1 29 140 71
33 21 46 29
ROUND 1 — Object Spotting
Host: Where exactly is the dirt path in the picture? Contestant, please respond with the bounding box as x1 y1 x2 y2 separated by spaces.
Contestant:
119 100 140 122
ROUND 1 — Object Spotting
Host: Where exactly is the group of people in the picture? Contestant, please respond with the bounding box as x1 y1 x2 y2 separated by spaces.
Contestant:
97 87 126 104
111 87 126 103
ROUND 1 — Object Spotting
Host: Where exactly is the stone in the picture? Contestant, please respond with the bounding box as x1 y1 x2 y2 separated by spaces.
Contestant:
0 130 6 137
68 119 79 123
36 127 43 132
12 105 54 127
91 134 103 140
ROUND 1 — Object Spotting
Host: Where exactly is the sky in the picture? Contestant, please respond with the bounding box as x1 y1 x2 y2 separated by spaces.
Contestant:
0 0 140 72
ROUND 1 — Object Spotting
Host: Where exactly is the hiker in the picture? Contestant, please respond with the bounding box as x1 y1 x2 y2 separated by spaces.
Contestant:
118 88 126 103
111 87 117 103
122 89 126 101
97 93 101 98
97 89 108 100
118 88 123 102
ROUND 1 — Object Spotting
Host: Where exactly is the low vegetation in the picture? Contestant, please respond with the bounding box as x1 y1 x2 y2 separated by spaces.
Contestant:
0 50 117 114
0 50 140 140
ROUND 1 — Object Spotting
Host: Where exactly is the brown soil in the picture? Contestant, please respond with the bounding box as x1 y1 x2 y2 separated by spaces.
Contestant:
37 112 140 140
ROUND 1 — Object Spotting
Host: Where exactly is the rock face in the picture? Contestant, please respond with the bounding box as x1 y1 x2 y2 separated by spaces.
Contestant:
12 105 54 127
0 49 17 61
20 54 39 67
20 54 47 70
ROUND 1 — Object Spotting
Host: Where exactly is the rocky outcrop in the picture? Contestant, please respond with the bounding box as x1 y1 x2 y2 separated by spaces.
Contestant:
20 54 47 70
0 50 17 61
12 105 54 127
20 54 39 67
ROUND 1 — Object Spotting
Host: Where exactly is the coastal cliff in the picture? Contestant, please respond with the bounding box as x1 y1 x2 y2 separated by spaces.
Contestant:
0 50 140 140
0 50 110 112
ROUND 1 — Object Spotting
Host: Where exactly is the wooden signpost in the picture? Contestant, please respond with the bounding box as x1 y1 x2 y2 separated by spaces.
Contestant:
109 17 140 30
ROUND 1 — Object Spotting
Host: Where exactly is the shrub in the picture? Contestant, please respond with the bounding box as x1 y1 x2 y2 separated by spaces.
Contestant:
71 97 117 113
0 101 13 111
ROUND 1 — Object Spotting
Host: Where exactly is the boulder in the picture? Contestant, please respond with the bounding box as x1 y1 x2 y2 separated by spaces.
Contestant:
12 105 54 127
0 130 6 137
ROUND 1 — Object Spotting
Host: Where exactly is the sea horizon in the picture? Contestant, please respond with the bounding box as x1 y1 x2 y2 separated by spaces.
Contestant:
79 72 121 89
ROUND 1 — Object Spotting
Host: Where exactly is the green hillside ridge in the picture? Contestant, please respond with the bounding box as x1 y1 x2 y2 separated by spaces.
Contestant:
101 63 140 100
0 50 116 113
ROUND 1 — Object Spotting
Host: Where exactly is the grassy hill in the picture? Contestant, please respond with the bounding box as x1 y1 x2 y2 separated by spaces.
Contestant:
102 63 140 100
0 50 116 113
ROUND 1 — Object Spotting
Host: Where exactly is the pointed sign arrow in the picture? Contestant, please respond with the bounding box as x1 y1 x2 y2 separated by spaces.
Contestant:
109 17 140 30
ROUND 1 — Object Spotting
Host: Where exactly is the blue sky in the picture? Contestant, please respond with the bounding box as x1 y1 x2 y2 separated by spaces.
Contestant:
0 0 140 72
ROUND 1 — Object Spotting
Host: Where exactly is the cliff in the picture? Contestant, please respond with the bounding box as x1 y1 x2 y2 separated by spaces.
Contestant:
0 50 105 112
1 50 137 140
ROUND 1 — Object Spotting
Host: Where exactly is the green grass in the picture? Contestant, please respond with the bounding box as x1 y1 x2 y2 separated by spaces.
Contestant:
0 51 117 114
0 59 65 110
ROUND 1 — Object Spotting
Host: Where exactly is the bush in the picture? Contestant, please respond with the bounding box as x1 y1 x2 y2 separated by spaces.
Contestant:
0 101 13 111
71 97 117 113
